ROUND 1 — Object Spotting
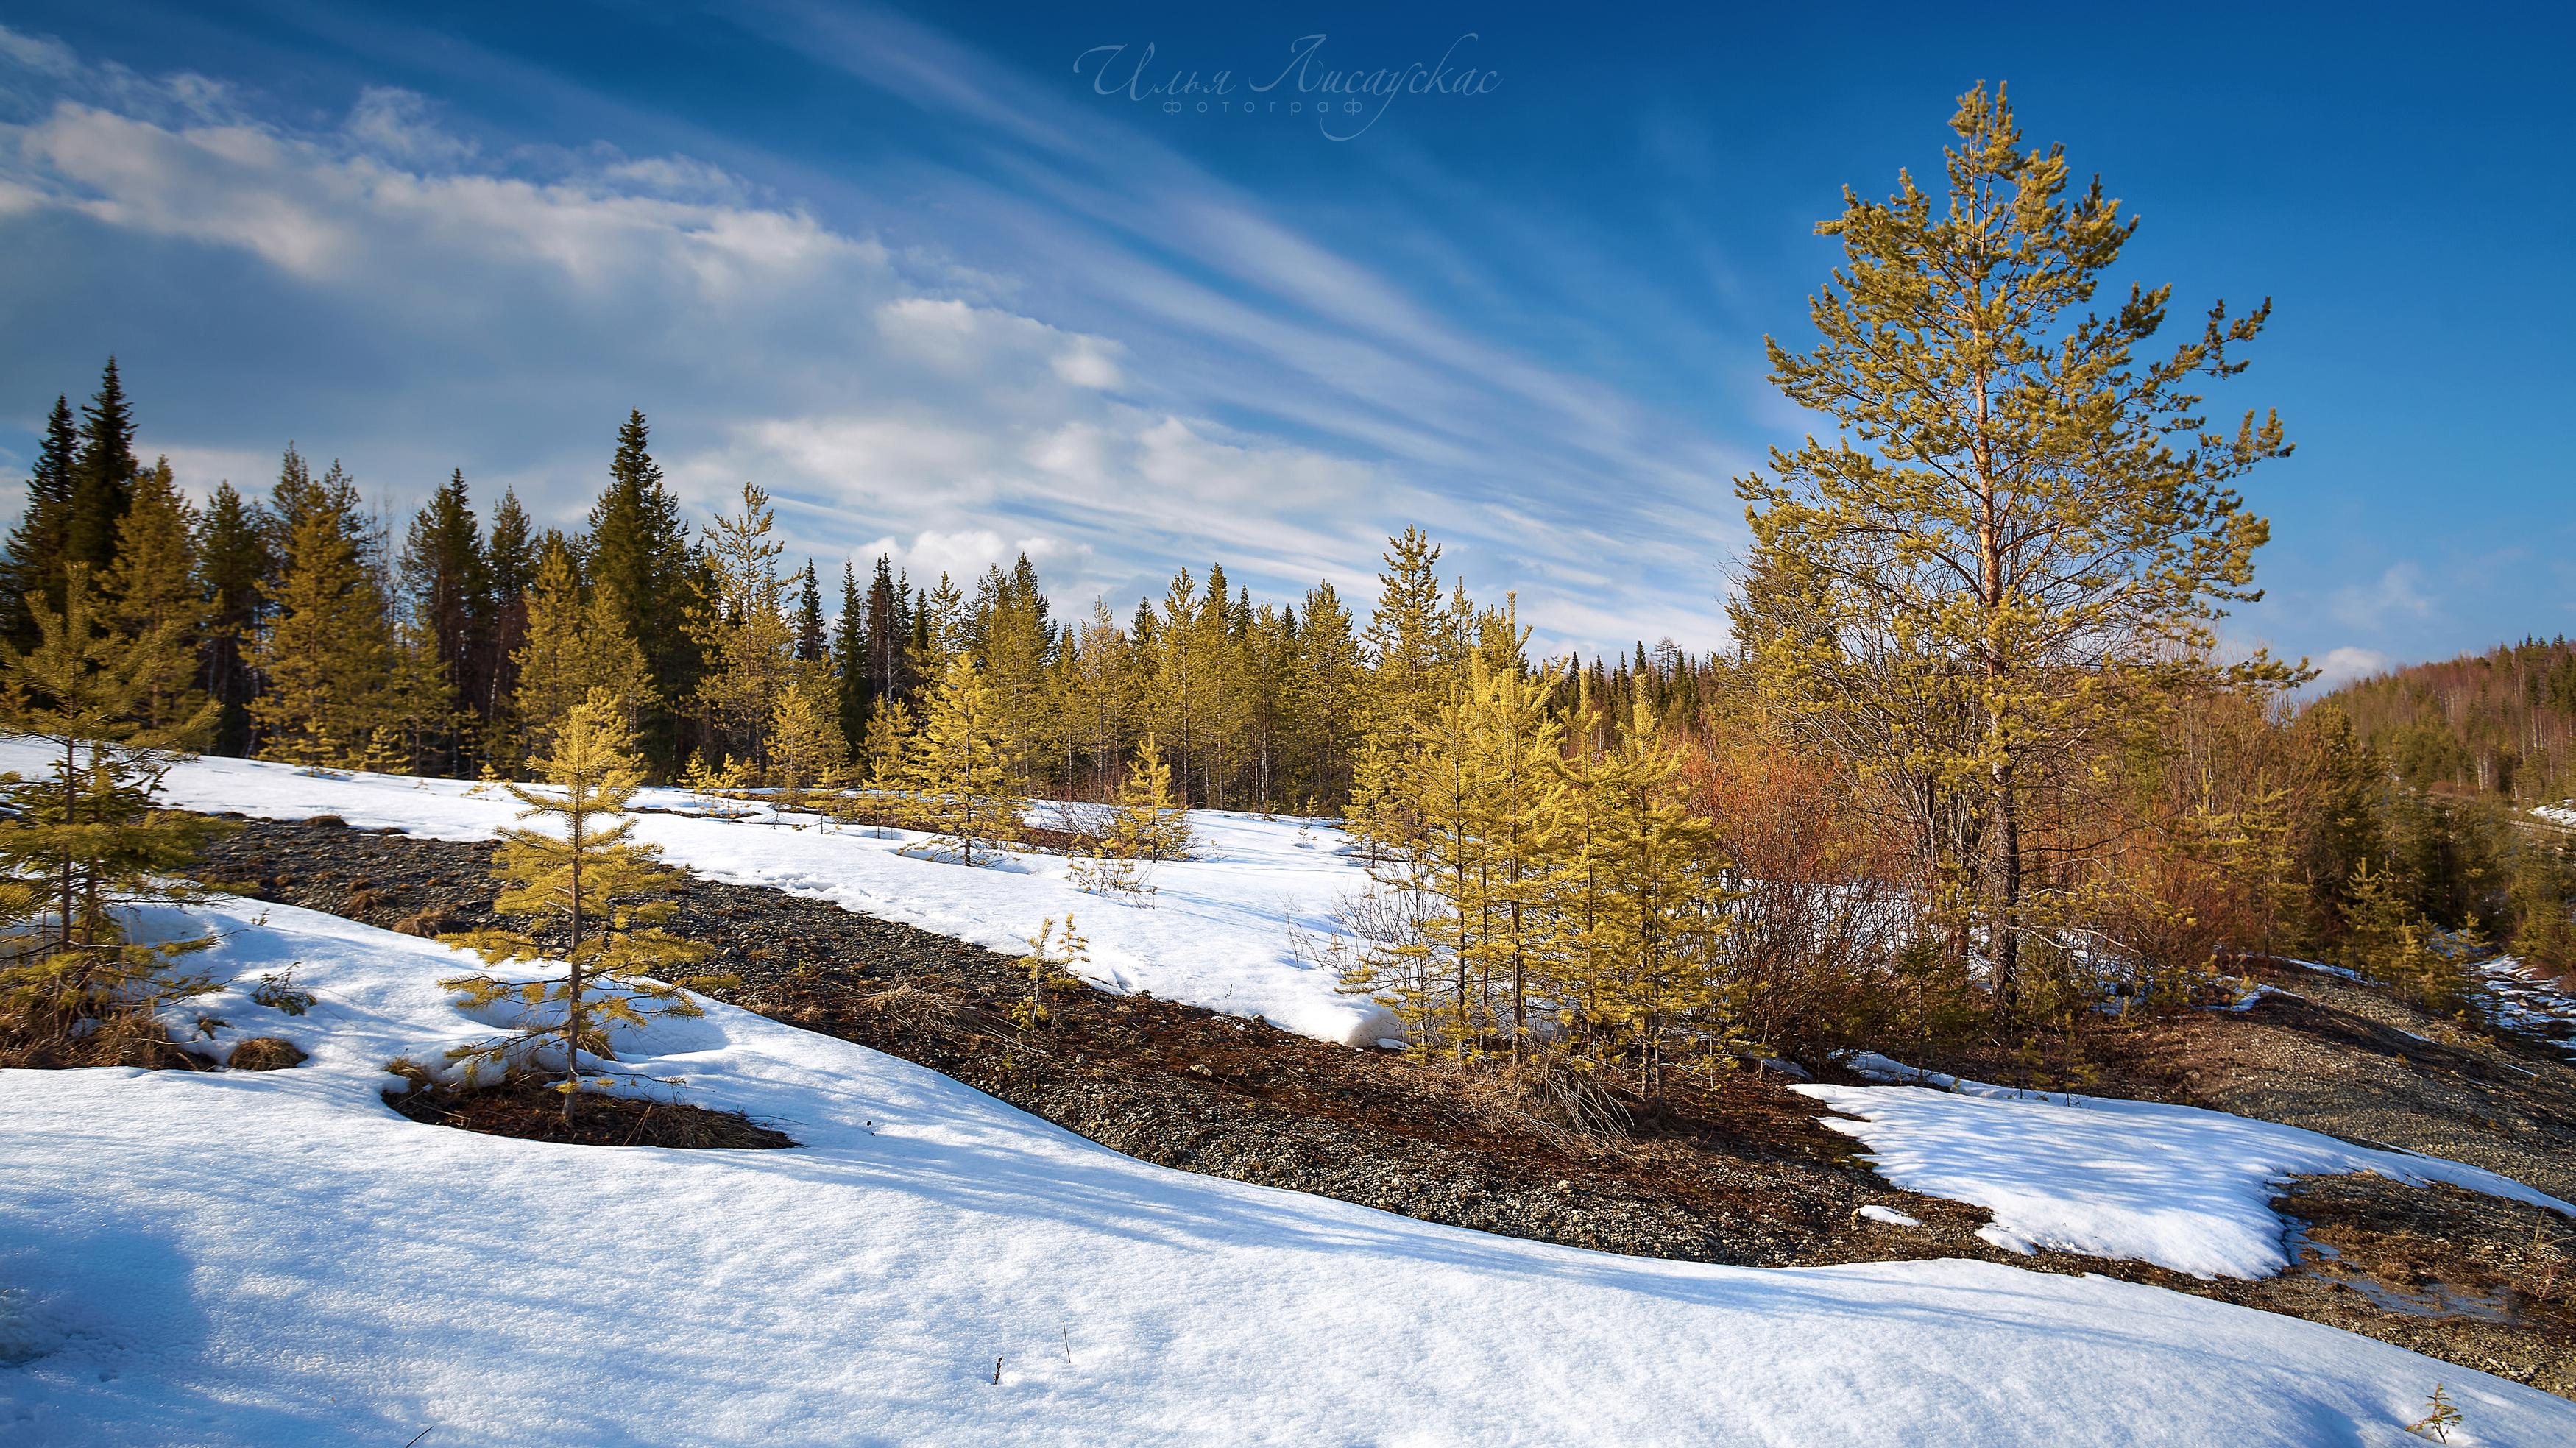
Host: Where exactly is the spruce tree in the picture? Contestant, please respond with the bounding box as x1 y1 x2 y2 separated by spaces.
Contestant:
793 561 826 664
194 480 270 756
0 395 79 647
1735 84 2290 1009
64 359 140 578
585 411 696 769
402 471 491 774
481 488 539 756
833 561 870 755
440 691 721 1120
859 556 913 717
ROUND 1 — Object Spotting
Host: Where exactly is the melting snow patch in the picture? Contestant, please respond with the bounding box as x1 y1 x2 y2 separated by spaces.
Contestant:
1796 1073 2573 1280
1857 1204 1920 1227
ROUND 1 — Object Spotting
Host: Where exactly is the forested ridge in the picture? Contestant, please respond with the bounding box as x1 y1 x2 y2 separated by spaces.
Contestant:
2317 641 2576 803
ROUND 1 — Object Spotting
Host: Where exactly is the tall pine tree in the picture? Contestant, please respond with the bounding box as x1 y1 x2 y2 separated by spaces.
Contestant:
0 395 79 647
64 360 140 578
585 411 696 770
833 560 869 754
194 480 269 756
400 471 492 775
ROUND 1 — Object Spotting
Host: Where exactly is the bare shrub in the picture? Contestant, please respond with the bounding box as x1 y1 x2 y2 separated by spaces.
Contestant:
1456 1054 1633 1150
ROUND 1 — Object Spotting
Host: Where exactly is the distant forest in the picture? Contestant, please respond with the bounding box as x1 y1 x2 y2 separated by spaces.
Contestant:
2320 641 2576 804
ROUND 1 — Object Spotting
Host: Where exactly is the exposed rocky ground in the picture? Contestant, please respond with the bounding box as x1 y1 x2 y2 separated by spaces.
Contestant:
187 813 2576 1395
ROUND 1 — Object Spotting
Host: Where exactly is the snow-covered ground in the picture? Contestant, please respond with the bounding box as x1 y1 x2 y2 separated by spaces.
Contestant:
0 745 1399 1047
10 747 2576 1441
8 897 2576 1446
1802 1056 2572 1279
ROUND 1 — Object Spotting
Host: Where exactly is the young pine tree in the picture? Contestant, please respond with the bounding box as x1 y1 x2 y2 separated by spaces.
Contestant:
0 564 227 1060
510 536 657 763
102 458 208 741
768 669 849 814
440 691 726 1120
687 483 796 774
1551 693 1736 1098
251 491 394 765
897 656 1024 867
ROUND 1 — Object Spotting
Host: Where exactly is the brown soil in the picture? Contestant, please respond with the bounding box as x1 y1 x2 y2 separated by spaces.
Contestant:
384 1079 797 1149
191 814 2576 1395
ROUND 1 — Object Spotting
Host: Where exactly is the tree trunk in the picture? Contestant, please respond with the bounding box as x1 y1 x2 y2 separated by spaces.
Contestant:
1990 747 2022 1014
563 810 584 1125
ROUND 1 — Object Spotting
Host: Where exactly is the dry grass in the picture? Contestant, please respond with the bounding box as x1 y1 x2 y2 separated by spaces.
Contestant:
1454 1055 1636 1151
860 981 974 1032
0 1008 211 1071
225 1036 308 1071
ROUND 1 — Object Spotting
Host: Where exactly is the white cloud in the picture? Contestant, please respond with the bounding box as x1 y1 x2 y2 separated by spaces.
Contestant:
849 529 1090 592
0 24 77 77
2308 645 2397 689
2329 561 2435 631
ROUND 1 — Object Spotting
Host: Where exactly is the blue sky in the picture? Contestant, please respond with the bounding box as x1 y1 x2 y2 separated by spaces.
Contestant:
0 1 2567 681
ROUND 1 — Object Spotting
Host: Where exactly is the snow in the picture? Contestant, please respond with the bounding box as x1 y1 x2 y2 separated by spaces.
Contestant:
7 898 2576 1447
2215 982 2306 1012
2477 954 2576 1056
0 745 1401 1048
7 748 2575 1441
1797 1061 2573 1280
1855 1204 1919 1227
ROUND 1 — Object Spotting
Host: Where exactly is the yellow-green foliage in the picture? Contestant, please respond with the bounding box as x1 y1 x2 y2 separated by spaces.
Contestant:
1100 738 1193 861
1015 914 1089 1032
252 506 394 767
0 564 228 1051
768 668 848 808
510 536 655 764
1335 624 1743 1093
440 690 729 1116
894 656 1025 867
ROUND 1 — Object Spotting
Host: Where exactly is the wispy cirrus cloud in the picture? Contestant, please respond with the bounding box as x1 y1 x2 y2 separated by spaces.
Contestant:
0 12 1748 656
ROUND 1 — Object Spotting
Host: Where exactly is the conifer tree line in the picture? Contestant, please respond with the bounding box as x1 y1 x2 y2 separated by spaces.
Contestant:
0 367 1701 819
